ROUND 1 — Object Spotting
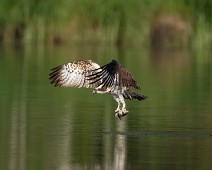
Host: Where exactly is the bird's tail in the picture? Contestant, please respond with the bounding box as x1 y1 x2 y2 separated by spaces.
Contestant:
123 89 147 101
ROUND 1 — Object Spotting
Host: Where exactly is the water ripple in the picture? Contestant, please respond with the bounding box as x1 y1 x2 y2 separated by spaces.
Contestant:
102 131 212 137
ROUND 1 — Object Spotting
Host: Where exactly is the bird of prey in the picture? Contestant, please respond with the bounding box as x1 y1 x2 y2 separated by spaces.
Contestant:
49 60 147 119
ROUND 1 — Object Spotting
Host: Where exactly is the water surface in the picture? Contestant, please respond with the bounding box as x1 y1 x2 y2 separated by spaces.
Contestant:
0 45 212 170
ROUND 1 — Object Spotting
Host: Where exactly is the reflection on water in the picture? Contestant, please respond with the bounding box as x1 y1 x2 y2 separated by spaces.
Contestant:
0 45 212 170
114 122 127 170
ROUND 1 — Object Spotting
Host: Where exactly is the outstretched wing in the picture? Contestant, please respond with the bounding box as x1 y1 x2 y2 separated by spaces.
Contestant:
49 60 101 88
87 60 141 90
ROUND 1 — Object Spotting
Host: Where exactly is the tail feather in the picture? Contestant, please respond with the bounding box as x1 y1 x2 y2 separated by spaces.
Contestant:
123 89 147 101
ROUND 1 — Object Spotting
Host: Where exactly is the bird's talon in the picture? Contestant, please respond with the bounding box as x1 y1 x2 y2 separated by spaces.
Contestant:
115 109 120 113
122 112 128 117
115 113 122 120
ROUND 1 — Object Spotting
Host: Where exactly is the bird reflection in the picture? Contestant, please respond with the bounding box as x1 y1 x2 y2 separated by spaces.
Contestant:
113 122 127 170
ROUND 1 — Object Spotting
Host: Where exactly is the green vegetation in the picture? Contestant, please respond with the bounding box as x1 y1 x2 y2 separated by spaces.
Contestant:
0 0 211 48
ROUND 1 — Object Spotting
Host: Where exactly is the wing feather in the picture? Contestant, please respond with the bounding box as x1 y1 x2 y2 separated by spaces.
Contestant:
49 60 101 88
86 60 141 90
49 59 141 90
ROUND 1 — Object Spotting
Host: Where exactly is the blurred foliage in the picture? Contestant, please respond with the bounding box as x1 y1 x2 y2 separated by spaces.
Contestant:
0 0 211 47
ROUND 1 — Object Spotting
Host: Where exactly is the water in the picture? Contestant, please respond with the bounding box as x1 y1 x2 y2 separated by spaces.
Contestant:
0 45 212 170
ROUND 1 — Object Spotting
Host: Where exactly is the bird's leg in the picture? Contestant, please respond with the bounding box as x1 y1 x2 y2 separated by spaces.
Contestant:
120 98 128 114
112 92 128 119
114 95 128 119
119 95 128 116
112 94 122 114
113 96 121 113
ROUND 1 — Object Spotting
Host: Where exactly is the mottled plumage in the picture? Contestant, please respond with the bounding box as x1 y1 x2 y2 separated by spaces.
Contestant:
49 59 147 119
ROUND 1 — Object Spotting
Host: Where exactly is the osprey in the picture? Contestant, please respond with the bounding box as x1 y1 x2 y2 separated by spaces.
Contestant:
49 60 147 119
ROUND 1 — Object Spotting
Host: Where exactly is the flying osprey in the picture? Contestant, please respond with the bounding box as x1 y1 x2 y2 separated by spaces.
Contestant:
49 60 147 119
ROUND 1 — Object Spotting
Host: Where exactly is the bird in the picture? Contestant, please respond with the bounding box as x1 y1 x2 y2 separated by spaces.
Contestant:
49 59 147 119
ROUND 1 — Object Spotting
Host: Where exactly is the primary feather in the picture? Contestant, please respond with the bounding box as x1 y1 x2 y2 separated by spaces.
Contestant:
49 60 101 88
87 60 141 90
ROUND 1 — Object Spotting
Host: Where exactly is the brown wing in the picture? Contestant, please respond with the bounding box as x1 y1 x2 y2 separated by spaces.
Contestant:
49 60 101 88
118 64 141 90
87 60 141 89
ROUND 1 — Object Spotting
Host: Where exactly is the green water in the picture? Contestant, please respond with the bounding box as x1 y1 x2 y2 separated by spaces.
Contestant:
0 45 212 170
